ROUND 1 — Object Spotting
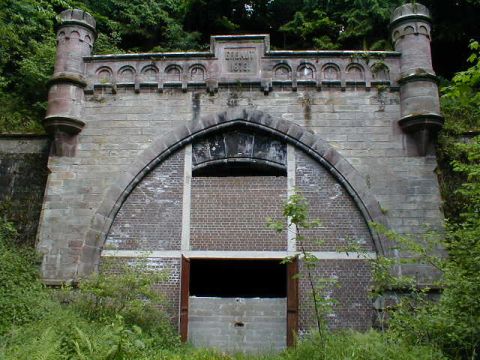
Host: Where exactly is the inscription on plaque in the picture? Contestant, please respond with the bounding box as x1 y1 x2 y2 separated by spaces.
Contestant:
224 47 256 73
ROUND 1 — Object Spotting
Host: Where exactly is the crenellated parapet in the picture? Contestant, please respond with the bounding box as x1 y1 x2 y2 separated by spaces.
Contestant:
390 3 443 155
83 36 400 95
44 9 96 156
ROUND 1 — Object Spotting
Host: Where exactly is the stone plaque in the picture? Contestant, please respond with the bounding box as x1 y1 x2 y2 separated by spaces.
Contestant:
224 47 257 74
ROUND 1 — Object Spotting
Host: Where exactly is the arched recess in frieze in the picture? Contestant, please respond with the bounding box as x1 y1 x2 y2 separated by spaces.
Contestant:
165 64 183 82
371 63 390 82
57 31 66 44
321 63 340 81
273 63 291 80
81 109 392 276
345 63 365 82
418 25 430 37
117 65 136 83
297 63 316 80
141 64 159 82
96 66 113 84
84 34 92 45
69 30 81 40
189 64 206 81
394 24 430 40
392 30 401 41
404 25 415 35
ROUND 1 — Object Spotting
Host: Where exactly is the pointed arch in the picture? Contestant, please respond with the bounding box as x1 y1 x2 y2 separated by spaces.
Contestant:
80 109 390 275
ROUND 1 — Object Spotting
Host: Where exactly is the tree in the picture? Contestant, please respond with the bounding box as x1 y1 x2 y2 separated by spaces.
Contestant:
268 192 336 352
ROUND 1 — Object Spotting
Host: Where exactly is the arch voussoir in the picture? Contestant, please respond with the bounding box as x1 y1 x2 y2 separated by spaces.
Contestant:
82 108 391 277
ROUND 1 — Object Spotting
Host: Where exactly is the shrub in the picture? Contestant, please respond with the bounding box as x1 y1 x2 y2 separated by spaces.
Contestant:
0 217 180 358
68 257 180 349
279 331 446 360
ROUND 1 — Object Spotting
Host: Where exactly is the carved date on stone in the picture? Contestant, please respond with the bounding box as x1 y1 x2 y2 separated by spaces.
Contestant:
224 47 256 74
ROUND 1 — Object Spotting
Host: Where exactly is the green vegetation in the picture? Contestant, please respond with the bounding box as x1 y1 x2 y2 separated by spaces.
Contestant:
0 219 50 333
268 192 336 344
0 0 199 133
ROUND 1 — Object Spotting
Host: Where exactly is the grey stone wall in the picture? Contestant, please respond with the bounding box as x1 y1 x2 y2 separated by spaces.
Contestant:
38 86 443 281
37 4 445 345
80 87 441 236
188 297 287 353
0 135 50 245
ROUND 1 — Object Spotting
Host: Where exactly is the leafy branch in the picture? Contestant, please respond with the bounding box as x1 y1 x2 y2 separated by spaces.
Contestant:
268 191 335 343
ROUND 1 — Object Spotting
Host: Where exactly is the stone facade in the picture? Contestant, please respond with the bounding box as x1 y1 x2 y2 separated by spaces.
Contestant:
35 3 444 350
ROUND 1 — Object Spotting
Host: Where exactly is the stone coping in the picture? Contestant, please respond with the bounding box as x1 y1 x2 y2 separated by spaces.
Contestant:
85 50 401 62
0 134 48 139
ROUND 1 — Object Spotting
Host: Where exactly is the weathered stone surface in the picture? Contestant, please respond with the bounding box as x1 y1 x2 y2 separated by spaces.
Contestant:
189 297 287 353
33 3 445 347
0 136 50 246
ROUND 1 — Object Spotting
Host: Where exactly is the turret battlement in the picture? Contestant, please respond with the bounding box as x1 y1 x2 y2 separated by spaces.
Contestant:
44 9 97 153
58 9 96 34
390 3 443 154
391 3 431 26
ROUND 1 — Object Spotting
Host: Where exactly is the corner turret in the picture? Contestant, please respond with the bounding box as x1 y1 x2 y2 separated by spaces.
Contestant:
390 3 443 155
44 9 96 156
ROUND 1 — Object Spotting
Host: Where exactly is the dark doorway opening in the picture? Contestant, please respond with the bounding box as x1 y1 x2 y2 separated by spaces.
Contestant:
189 259 287 298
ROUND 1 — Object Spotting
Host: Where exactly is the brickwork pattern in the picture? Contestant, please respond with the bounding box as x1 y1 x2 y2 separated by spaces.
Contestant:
35 7 446 341
74 88 440 242
105 150 184 250
298 259 372 332
190 176 288 251
295 150 374 252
